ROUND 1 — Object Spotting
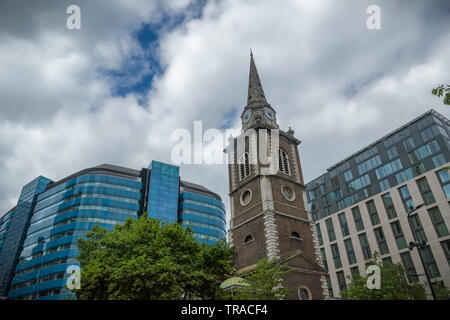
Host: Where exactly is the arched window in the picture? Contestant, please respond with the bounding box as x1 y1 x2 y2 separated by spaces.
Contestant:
244 235 253 244
278 148 291 175
291 232 301 239
239 152 250 180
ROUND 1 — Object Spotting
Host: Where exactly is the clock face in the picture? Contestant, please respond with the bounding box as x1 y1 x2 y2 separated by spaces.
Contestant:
242 110 252 123
264 107 275 120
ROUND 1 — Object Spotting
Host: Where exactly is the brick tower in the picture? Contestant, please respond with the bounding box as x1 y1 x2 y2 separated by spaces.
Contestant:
226 52 327 300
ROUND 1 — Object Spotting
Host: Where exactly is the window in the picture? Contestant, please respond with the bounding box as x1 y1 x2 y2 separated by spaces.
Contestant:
416 177 435 205
409 214 427 243
400 252 418 283
331 243 342 269
386 146 398 160
352 206 364 231
239 153 250 180
420 125 441 142
381 193 397 219
374 227 389 255
344 170 353 182
338 213 349 237
403 137 415 151
437 169 450 198
413 140 440 161
398 185 415 213
390 221 407 250
355 147 378 163
375 159 403 180
316 223 323 246
384 128 410 148
357 155 382 175
382 256 393 265
440 240 450 267
379 179 390 192
432 153 446 168
350 266 360 278
359 233 372 260
366 200 380 226
321 248 328 271
337 193 359 211
344 238 357 265
331 176 339 189
347 174 371 193
326 218 336 242
326 275 333 297
428 207 449 238
291 231 301 239
329 188 343 202
363 186 374 198
298 287 311 300
396 164 426 184
417 115 435 130
244 235 253 243
336 271 347 291
278 148 291 175
421 246 440 278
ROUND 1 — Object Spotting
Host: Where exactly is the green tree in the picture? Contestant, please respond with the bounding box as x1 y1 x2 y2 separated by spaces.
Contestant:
432 84 450 105
228 259 293 300
341 253 427 300
434 281 450 300
75 214 234 300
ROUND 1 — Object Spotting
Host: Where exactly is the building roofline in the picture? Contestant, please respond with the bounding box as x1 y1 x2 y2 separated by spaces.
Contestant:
46 164 141 190
326 109 448 172
180 180 222 202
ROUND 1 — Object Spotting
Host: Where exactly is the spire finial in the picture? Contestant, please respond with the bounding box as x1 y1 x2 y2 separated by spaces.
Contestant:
247 51 267 106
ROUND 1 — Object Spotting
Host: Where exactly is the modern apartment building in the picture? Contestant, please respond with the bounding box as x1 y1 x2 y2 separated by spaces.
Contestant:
306 109 450 298
0 160 226 300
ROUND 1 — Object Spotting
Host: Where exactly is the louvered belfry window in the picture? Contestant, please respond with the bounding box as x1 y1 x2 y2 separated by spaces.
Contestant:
239 152 250 180
278 148 291 175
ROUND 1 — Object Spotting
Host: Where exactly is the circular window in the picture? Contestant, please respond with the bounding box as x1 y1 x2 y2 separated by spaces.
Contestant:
298 287 311 300
281 185 295 201
240 189 252 206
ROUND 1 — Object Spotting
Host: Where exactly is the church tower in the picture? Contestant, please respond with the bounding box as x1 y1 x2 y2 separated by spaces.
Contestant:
226 52 327 300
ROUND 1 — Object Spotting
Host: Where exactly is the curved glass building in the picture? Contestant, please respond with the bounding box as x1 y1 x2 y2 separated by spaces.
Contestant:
179 181 226 244
0 161 226 300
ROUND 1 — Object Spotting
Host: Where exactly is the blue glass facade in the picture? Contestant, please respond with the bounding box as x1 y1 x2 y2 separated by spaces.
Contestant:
179 191 226 244
147 161 180 223
0 161 226 300
0 176 52 297
8 172 142 300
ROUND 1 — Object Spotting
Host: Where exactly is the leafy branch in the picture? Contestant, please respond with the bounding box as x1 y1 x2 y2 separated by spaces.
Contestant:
432 84 450 105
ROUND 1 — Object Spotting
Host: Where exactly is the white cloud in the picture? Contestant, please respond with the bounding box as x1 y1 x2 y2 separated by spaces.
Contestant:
0 0 450 228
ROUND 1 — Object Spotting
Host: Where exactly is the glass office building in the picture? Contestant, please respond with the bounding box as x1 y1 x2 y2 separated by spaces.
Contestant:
306 109 450 299
0 161 226 300
179 181 226 244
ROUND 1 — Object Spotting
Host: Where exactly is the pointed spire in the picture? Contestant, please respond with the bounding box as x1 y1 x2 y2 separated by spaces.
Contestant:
247 51 267 106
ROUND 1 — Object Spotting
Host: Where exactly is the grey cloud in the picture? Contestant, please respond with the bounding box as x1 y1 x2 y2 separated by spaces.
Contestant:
0 0 450 225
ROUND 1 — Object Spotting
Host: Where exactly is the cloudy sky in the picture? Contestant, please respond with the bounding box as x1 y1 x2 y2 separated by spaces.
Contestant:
1 0 449 224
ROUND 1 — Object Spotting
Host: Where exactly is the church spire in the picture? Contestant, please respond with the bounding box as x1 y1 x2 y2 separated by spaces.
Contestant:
247 51 267 106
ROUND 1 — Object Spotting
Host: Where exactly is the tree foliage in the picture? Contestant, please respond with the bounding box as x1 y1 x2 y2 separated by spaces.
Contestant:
226 259 293 300
432 84 450 105
75 214 234 300
341 253 427 300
